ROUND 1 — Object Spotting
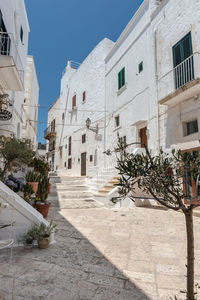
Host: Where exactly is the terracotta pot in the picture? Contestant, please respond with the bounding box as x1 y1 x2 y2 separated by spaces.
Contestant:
38 236 50 249
35 202 51 218
28 182 38 193
48 184 51 194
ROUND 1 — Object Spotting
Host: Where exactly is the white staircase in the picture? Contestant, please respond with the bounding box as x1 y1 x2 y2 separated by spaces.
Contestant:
55 176 103 209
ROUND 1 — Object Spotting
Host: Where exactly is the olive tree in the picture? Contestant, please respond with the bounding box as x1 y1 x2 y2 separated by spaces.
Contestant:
114 143 200 300
0 136 35 180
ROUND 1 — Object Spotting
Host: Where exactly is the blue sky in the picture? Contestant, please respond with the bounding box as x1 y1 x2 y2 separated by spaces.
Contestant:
25 0 142 143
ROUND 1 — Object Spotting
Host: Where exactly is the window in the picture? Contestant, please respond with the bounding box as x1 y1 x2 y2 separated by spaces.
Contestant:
115 115 120 128
82 91 86 103
0 11 10 56
119 136 126 147
118 67 125 90
138 61 143 73
173 32 194 89
68 158 72 169
62 113 64 120
82 134 86 144
20 26 23 43
139 127 148 148
90 155 93 162
183 120 198 136
72 95 76 108
68 136 72 156
51 119 55 132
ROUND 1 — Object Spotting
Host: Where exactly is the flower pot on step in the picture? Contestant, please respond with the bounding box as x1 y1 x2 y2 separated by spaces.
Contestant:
38 236 50 249
28 182 38 193
35 202 51 218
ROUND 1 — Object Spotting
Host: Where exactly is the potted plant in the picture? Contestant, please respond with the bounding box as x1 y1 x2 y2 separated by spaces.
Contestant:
26 171 40 193
20 224 39 248
35 175 51 218
36 221 56 249
23 183 34 203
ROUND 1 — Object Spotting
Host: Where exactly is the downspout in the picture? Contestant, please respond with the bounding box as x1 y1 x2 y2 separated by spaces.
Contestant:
153 29 160 152
104 63 107 169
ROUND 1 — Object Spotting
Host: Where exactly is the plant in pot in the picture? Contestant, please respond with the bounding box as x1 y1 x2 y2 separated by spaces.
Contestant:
20 224 39 248
26 171 40 193
23 183 34 203
35 175 51 218
35 221 56 249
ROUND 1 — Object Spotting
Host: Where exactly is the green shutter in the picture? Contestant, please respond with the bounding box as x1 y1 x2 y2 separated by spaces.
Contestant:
118 67 125 90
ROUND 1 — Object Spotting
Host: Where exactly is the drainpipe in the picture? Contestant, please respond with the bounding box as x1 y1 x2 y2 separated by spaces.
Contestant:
104 64 107 169
153 29 160 152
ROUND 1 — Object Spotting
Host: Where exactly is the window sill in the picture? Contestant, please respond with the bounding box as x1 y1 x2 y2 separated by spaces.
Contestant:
113 125 122 132
117 84 127 96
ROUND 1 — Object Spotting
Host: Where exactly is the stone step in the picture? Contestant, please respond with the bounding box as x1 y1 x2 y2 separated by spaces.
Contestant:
60 176 87 181
60 193 93 199
56 185 89 191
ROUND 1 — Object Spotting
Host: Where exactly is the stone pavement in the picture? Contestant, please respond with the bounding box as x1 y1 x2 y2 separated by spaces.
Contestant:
1 180 200 299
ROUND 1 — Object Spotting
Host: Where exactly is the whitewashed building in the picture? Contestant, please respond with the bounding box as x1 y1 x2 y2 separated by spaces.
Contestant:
54 38 114 177
44 97 61 172
105 0 200 170
22 55 39 147
0 0 30 138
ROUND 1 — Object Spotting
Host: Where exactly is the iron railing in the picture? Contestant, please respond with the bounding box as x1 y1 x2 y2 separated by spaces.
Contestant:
158 52 200 101
62 60 81 76
0 32 24 84
44 124 56 139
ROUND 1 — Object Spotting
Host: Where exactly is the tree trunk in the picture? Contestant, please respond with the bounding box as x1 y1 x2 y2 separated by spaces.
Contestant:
184 209 195 300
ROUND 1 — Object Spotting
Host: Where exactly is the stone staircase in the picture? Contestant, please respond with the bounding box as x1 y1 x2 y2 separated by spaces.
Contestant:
54 176 103 209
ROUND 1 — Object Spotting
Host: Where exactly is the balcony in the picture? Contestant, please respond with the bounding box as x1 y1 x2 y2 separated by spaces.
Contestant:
158 53 200 106
48 143 55 152
0 32 24 91
44 125 56 140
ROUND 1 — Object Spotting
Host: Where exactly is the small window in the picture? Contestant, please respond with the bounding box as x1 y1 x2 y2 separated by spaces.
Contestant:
64 162 66 167
115 115 120 128
183 120 198 136
90 155 93 162
72 95 76 108
68 158 72 169
82 91 86 103
20 26 23 43
82 134 86 144
62 113 64 120
119 136 127 147
118 67 125 90
68 136 72 156
138 61 143 73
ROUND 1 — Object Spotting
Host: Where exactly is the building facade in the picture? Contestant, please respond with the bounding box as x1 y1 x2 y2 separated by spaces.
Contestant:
46 0 200 194
105 0 200 170
0 0 39 144
44 97 60 172
22 56 39 147
53 38 114 176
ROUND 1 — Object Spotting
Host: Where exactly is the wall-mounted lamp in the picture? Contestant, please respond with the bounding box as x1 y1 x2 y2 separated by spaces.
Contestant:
85 118 98 134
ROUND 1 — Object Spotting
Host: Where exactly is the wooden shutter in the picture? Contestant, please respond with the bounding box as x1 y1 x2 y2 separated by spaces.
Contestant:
72 95 76 108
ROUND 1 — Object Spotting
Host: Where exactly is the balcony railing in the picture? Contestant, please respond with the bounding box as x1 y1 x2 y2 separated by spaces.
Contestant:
49 143 55 152
44 125 56 140
0 32 24 84
158 52 200 102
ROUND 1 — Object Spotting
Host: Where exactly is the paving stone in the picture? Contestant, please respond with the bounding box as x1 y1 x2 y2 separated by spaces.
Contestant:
1 181 200 299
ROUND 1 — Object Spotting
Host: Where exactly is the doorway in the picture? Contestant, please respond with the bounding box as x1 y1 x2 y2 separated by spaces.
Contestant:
81 152 86 176
139 127 148 148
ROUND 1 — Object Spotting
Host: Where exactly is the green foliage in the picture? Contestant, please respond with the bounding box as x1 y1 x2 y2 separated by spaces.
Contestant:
26 171 40 182
23 183 34 197
20 224 39 245
20 221 56 244
30 157 50 176
34 221 56 240
115 142 200 211
0 136 35 179
37 175 50 202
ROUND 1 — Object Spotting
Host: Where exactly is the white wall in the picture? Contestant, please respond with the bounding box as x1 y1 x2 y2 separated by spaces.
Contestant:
57 38 114 176
0 0 30 138
22 56 39 147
